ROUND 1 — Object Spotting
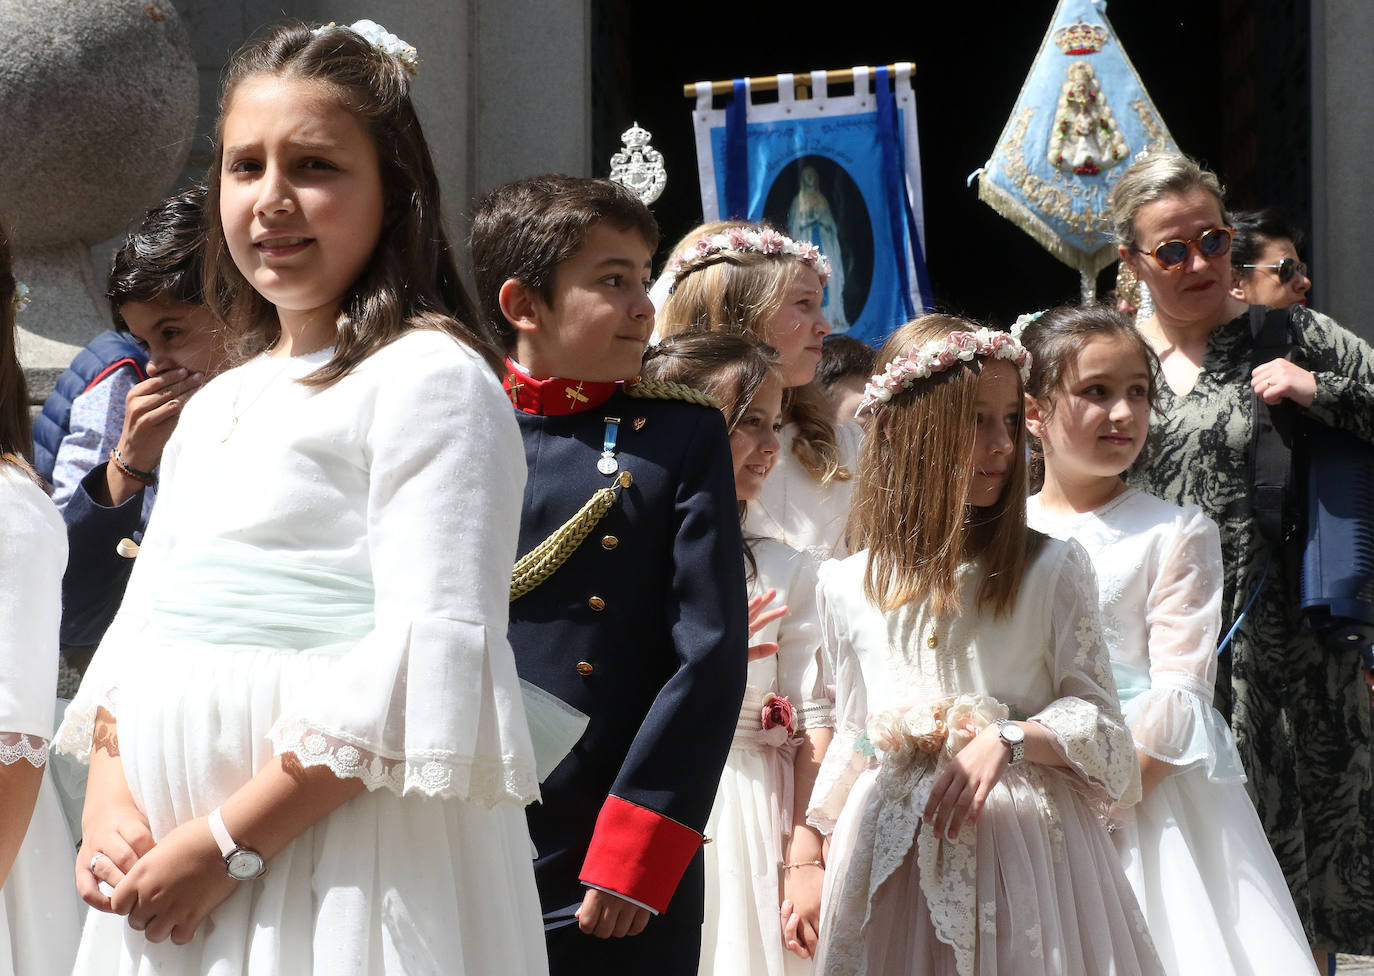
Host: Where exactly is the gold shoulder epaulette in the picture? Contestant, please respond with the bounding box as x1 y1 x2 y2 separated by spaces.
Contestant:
623 378 720 409
511 486 618 601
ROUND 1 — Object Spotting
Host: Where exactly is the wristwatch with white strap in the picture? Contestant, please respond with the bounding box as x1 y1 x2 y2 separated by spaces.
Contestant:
208 807 267 881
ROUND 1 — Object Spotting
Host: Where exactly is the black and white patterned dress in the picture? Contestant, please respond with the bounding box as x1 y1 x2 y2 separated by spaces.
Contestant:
1126 305 1374 951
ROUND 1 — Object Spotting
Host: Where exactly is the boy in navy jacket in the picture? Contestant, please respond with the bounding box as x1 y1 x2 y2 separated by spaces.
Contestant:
470 175 747 973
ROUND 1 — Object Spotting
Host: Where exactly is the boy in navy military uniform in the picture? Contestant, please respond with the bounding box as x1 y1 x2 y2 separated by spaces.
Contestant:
470 175 747 973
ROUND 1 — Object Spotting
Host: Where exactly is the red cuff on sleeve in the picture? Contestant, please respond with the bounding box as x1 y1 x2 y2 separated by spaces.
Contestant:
578 795 702 913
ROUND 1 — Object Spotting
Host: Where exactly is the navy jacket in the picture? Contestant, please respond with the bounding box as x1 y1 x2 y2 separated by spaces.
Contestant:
507 374 747 969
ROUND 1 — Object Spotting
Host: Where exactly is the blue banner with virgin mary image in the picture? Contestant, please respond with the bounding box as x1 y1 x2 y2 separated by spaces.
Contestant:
690 65 929 347
973 0 1176 280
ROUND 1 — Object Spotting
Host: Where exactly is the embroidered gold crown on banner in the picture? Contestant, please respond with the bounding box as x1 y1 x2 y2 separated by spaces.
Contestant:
1054 19 1108 55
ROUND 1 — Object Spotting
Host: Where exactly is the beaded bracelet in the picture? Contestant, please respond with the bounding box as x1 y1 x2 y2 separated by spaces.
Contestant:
109 447 156 488
780 859 825 871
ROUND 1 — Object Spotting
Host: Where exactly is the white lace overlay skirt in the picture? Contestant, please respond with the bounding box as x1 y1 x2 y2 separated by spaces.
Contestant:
1113 766 1316 976
816 766 1163 976
71 643 547 976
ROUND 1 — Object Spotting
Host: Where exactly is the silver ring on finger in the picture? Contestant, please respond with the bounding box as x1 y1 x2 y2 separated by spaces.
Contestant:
89 851 110 873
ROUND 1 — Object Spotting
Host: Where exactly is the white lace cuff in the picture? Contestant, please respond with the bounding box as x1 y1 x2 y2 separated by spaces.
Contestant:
268 718 538 805
0 732 49 768
806 722 869 833
1032 696 1140 809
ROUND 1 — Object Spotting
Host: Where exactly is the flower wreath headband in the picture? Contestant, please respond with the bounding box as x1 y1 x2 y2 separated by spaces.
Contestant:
663 226 832 295
856 327 1032 418
314 19 420 74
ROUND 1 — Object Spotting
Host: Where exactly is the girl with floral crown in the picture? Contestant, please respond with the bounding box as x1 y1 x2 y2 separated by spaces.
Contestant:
0 223 84 976
656 221 857 564
54 20 547 975
1021 305 1316 975
809 314 1162 975
641 333 833 975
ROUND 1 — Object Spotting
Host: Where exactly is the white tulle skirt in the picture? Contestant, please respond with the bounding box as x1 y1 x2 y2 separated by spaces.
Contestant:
68 641 547 976
1113 766 1317 976
701 717 812 976
0 770 82 975
816 766 1163 976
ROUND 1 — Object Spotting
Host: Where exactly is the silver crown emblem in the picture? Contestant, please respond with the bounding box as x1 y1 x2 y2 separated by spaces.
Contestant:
609 121 666 205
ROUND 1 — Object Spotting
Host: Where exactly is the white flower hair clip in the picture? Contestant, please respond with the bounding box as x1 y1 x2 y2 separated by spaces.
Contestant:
315 19 420 75
11 282 30 314
1010 309 1045 340
663 226 831 294
856 328 1032 418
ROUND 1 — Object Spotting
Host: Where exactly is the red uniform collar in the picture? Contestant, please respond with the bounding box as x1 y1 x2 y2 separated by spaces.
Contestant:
502 359 620 416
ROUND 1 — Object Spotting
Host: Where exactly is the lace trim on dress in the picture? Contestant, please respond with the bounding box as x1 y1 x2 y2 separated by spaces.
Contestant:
0 732 49 768
1032 697 1139 810
270 717 539 807
50 685 120 764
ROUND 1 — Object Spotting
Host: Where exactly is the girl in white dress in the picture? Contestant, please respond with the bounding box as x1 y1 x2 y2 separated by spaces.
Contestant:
656 222 858 562
1020 305 1315 975
642 334 833 975
0 225 83 976
810 314 1162 976
53 21 547 975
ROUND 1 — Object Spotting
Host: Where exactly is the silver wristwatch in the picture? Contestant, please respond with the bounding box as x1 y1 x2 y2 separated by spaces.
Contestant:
209 807 266 881
995 719 1026 766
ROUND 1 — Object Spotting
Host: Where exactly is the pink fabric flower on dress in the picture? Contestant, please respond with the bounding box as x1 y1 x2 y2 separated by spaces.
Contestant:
761 693 795 736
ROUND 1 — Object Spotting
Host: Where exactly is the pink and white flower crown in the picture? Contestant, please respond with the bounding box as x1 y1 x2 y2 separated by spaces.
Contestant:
856 328 1031 418
664 226 831 294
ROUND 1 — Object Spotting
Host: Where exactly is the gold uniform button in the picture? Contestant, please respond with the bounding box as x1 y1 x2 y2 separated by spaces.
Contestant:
601 535 619 550
927 633 938 648
588 596 606 611
617 471 633 488
575 661 594 676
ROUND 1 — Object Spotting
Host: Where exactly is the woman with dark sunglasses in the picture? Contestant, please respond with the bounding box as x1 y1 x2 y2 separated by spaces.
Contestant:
1108 153 1374 973
1229 208 1313 309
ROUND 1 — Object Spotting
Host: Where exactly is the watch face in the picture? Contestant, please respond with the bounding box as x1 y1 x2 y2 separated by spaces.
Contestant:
226 849 265 881
1000 722 1026 744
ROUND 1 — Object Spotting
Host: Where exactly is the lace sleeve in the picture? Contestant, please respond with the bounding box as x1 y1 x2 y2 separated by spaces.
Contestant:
1124 509 1244 781
0 733 49 768
266 335 539 806
1030 540 1141 809
806 561 870 833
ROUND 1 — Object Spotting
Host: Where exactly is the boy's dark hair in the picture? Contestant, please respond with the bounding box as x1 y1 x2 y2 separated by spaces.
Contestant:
814 335 875 389
204 22 500 383
469 174 659 348
0 222 33 463
1230 208 1305 269
108 184 208 332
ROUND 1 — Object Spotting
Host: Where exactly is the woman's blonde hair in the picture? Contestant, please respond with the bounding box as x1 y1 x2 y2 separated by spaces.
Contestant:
657 220 848 484
853 314 1034 617
1108 152 1227 247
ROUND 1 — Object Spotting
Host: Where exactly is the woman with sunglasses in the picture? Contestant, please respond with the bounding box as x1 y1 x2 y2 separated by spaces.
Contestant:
1229 208 1313 309
1109 152 1374 972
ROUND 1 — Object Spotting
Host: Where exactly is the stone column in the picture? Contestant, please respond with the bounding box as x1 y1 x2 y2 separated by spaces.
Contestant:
1 0 199 401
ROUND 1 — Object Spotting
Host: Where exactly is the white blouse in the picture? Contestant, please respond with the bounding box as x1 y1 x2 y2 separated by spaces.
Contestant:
57 330 538 805
744 420 861 562
1028 488 1242 778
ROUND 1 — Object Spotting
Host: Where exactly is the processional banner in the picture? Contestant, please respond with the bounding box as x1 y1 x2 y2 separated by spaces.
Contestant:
973 0 1176 296
690 65 930 347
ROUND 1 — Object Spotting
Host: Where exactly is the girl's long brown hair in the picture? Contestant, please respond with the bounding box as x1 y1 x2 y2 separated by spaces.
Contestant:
854 315 1034 617
657 220 848 485
0 223 35 472
203 22 502 383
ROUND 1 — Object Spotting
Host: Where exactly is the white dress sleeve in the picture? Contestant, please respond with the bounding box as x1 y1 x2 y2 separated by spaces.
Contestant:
1123 508 1244 780
0 469 66 767
1029 539 1141 809
806 559 871 833
268 339 538 805
772 547 832 731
